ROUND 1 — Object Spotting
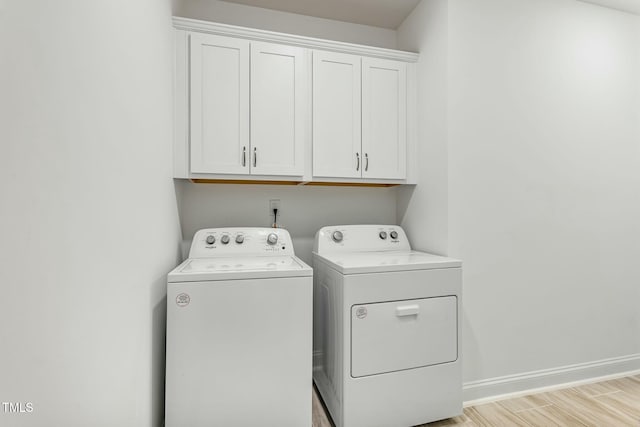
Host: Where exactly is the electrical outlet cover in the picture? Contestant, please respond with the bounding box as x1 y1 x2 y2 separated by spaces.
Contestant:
269 199 281 214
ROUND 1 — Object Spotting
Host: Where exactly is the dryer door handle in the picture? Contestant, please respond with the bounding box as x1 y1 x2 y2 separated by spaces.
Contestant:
396 305 420 317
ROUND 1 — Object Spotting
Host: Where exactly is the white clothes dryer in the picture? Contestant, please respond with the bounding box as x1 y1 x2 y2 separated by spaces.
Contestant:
313 225 462 427
166 227 312 427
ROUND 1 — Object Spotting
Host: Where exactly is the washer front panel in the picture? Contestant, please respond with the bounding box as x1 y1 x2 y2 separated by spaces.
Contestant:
166 276 312 426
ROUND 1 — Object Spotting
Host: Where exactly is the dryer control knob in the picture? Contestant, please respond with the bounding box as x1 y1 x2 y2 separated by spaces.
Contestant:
267 233 278 245
390 231 398 240
235 234 244 244
206 235 216 245
221 235 230 244
379 231 387 240
332 231 343 242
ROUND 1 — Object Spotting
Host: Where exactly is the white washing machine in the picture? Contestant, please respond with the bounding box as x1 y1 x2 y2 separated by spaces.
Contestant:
166 227 312 427
313 225 462 427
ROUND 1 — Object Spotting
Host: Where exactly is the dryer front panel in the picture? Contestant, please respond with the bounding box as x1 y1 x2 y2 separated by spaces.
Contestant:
351 296 457 378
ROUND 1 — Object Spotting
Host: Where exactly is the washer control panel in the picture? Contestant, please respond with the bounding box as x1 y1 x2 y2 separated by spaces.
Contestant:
314 225 411 254
189 228 294 258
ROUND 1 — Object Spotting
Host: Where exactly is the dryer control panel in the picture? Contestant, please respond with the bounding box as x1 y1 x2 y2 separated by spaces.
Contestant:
314 225 411 254
189 228 294 258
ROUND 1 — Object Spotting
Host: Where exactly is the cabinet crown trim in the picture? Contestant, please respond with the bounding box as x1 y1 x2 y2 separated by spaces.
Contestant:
173 16 419 63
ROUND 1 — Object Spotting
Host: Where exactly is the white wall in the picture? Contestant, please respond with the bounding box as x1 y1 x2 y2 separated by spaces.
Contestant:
175 0 397 49
176 182 397 265
0 1 181 426
397 0 449 255
400 0 640 400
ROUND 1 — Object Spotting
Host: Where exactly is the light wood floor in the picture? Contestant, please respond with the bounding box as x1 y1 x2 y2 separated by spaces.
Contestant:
312 375 640 426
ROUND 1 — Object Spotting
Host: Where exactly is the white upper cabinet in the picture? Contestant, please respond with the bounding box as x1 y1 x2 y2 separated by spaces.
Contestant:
312 51 362 179
312 54 408 180
174 18 417 184
190 33 249 175
250 42 306 176
362 58 407 180
189 34 306 177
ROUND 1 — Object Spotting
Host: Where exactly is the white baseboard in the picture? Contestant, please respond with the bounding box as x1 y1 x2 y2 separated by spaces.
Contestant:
463 353 640 406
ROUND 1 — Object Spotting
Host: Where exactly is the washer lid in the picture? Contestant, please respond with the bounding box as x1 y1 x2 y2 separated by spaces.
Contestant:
168 256 312 282
314 251 461 274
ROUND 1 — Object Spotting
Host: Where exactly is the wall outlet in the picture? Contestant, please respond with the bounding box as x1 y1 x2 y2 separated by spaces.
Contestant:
269 199 281 225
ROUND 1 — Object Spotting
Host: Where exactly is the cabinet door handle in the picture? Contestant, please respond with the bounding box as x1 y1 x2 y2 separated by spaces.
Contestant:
242 146 246 167
365 153 369 172
253 147 257 167
356 153 360 171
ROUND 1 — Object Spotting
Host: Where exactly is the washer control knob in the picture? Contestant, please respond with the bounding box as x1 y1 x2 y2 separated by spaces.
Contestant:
205 235 215 245
235 234 244 244
267 233 278 245
390 231 398 240
332 231 343 242
379 231 387 240
221 235 230 244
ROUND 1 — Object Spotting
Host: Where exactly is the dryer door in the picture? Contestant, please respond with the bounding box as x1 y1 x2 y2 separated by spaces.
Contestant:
351 296 457 378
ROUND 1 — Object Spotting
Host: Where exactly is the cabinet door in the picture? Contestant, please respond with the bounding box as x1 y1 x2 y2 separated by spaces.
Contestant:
312 51 362 179
190 33 249 174
362 57 407 180
250 42 306 176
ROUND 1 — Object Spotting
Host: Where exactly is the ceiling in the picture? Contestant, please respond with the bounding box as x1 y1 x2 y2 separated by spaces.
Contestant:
578 0 640 14
219 0 422 29
218 0 640 29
